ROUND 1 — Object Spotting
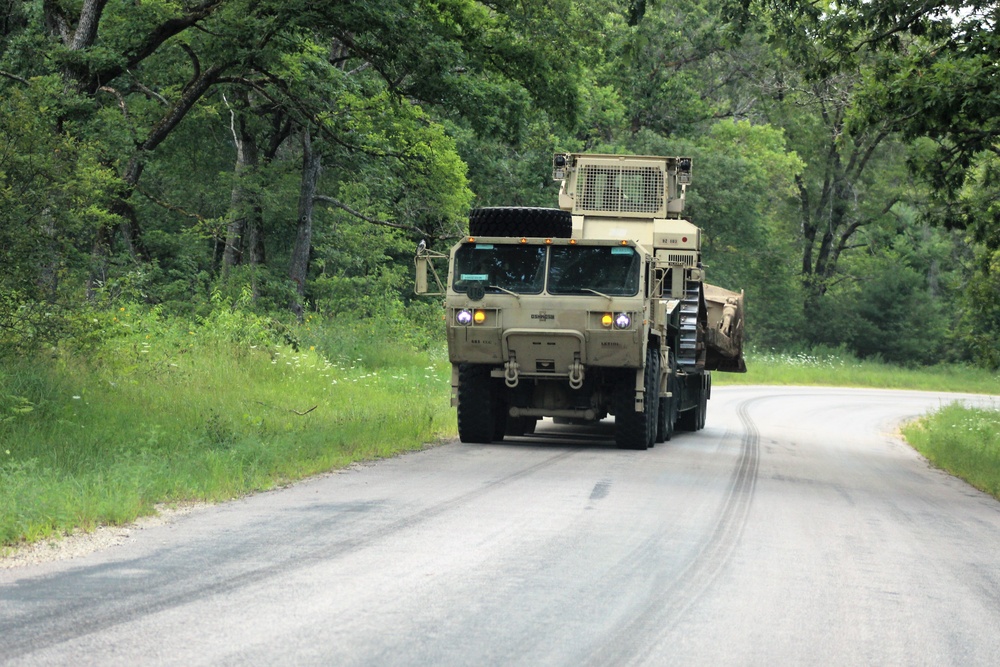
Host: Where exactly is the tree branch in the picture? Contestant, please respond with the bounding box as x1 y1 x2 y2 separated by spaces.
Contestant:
0 70 29 85
140 63 229 156
854 3 939 54
255 401 317 416
178 43 202 90
85 0 226 92
126 71 169 105
134 184 208 222
346 61 372 77
97 85 140 144
313 195 430 235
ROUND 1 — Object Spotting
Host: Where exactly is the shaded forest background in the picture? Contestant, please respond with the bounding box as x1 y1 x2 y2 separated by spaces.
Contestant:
2 0 1000 368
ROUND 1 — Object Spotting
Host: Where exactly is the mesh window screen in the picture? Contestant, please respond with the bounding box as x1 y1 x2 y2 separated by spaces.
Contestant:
575 165 663 214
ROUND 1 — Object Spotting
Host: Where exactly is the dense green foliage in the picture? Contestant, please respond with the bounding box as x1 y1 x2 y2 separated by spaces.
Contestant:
2 1 1000 362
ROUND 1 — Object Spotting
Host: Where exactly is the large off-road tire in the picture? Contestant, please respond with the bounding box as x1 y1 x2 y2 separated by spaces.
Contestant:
676 406 697 432
615 347 659 450
457 364 496 444
646 348 661 447
677 373 707 432
656 353 676 443
698 374 710 430
468 207 572 239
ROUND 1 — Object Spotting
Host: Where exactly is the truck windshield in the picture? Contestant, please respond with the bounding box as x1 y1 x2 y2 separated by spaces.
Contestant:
452 243 546 294
547 246 641 296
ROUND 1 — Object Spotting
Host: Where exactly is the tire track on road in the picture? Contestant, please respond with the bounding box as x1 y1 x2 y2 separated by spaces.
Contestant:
585 396 764 666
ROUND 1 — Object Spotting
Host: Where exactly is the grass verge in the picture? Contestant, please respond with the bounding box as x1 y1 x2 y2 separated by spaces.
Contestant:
716 348 1000 394
0 310 455 550
902 405 1000 500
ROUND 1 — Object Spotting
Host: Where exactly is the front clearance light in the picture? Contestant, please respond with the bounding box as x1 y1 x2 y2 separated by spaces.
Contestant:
601 313 613 328
614 312 631 329
456 309 473 326
473 310 487 325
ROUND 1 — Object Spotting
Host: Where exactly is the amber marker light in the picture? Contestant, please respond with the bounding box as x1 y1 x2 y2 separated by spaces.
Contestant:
545 238 552 244
468 237 476 242
473 310 487 325
520 238 527 243
570 239 577 245
620 240 628 245
601 313 613 328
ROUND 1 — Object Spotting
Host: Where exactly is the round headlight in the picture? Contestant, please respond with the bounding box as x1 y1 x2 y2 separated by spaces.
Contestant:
456 309 473 326
614 312 631 329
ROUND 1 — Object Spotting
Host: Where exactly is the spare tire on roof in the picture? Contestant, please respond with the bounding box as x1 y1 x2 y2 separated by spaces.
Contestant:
468 207 572 239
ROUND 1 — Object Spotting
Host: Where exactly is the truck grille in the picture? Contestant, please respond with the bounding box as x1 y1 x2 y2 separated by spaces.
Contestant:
575 165 663 214
666 254 695 266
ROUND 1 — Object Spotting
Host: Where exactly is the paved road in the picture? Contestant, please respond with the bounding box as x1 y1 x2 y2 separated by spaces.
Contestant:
3 386 1000 666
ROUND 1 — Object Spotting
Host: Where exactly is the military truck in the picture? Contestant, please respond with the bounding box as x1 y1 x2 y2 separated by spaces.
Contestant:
415 153 746 449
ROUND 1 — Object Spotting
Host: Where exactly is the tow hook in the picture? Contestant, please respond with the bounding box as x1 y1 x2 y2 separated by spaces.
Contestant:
504 355 520 388
568 357 585 390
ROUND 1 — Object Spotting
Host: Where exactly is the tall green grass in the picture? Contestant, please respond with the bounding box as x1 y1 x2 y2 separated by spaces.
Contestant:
903 404 1000 499
0 308 455 548
717 347 1000 394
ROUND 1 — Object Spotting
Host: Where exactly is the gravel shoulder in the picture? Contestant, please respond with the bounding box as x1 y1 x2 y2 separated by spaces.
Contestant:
0 503 211 569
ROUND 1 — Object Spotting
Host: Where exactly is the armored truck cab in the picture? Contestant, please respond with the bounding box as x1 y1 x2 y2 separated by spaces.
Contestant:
416 153 746 449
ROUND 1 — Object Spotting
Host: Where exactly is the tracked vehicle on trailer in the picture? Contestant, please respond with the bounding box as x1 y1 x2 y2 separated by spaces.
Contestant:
416 153 746 449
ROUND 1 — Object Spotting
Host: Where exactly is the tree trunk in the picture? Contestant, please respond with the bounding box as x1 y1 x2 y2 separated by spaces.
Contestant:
289 128 321 319
223 91 262 272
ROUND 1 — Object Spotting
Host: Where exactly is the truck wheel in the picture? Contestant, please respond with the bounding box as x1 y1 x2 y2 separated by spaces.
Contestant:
657 396 670 442
615 347 659 450
677 374 707 432
697 375 709 430
677 406 697 431
657 353 677 442
469 207 572 238
657 392 675 443
677 398 702 431
646 348 661 447
457 364 495 444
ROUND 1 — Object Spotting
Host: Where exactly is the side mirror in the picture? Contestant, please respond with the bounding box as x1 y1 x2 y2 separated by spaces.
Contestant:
414 246 447 296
